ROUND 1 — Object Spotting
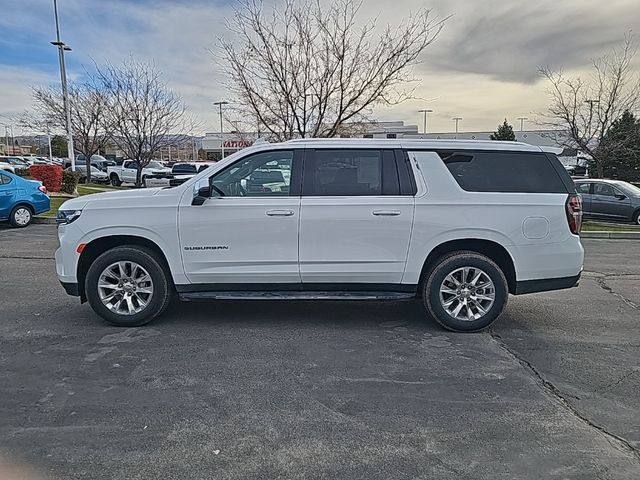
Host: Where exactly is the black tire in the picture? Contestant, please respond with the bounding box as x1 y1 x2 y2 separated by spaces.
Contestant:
9 204 33 228
85 246 172 327
110 174 122 187
423 251 508 332
633 209 640 226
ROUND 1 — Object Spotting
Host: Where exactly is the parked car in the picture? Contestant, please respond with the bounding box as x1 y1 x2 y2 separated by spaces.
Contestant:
66 165 109 183
55 139 584 331
0 161 15 173
107 160 171 186
0 170 50 227
144 162 215 188
73 154 116 173
3 157 30 168
575 179 640 225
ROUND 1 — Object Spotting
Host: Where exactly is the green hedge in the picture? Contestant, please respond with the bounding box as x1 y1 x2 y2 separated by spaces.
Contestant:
14 167 30 177
61 170 81 194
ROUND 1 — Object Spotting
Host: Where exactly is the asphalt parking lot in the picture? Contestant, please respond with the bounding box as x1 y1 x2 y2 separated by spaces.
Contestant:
0 224 639 479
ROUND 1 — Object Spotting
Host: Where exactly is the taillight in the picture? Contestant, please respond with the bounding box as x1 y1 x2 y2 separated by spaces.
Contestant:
566 194 582 235
38 185 47 193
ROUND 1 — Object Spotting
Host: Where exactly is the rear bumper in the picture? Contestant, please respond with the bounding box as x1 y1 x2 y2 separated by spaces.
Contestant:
514 273 581 295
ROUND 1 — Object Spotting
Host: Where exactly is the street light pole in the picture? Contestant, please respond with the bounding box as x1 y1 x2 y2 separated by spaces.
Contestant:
51 0 75 171
517 117 528 132
418 109 433 134
452 117 463 138
47 122 52 160
213 101 229 160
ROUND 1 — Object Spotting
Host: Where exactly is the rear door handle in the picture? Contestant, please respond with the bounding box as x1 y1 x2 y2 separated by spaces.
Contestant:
373 210 401 216
266 210 294 217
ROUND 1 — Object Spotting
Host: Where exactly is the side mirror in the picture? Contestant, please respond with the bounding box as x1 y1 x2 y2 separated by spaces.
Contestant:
191 185 211 206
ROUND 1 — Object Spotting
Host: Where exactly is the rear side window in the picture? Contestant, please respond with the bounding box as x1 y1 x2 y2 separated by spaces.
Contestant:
305 149 383 196
440 151 568 193
576 183 591 194
0 173 12 184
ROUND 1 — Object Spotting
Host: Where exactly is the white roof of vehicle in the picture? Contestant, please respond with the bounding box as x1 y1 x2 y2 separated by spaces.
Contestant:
284 138 543 152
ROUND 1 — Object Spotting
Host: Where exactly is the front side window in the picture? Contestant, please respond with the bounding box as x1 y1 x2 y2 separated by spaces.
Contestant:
212 150 293 197
306 149 382 196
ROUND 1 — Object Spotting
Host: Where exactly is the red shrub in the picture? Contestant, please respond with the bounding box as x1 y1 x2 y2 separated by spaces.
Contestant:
29 164 63 192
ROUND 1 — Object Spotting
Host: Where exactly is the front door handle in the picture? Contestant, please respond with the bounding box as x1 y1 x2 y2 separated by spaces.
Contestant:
373 210 401 216
266 210 294 217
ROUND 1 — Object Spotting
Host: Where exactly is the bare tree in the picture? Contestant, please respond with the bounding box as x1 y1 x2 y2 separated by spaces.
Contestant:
540 35 640 177
218 0 446 141
97 60 191 187
21 80 111 183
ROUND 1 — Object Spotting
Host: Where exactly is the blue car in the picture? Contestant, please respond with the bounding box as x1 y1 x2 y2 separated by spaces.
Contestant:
0 170 51 227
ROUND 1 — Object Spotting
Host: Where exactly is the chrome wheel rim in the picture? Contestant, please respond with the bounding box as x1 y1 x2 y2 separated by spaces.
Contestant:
97 261 154 315
14 208 31 226
439 267 495 321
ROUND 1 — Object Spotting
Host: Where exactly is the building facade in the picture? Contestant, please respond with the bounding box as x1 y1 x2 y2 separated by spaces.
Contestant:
200 122 571 159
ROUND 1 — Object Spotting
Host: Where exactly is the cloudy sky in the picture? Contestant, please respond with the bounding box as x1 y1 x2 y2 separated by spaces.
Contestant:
1 0 639 135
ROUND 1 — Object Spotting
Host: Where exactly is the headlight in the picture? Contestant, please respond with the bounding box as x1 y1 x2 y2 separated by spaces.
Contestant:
56 209 82 225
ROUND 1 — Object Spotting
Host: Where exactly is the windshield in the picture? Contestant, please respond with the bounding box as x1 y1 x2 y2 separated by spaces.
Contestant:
148 161 165 169
617 181 640 197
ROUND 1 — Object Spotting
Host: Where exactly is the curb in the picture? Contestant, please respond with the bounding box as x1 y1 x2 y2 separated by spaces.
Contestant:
33 216 57 225
581 231 640 239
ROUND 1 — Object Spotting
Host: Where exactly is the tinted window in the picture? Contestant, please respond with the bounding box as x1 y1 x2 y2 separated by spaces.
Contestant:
440 151 568 193
0 172 12 184
173 164 197 174
305 149 382 196
212 150 293 197
593 183 618 197
576 183 591 194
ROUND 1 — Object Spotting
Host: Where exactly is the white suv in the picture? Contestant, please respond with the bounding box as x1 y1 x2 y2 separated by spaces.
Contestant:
55 139 584 332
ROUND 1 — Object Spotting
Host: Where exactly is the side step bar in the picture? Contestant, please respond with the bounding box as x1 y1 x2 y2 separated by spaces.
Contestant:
179 291 416 301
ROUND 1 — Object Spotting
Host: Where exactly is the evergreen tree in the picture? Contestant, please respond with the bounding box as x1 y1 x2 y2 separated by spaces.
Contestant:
598 110 640 181
50 135 68 157
490 119 516 141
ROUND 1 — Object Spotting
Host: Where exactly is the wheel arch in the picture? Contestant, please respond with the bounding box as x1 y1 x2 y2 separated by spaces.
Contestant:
418 238 517 295
76 235 173 302
11 202 35 214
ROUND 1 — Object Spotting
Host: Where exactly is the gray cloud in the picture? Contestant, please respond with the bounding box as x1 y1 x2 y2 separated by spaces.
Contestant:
419 0 640 83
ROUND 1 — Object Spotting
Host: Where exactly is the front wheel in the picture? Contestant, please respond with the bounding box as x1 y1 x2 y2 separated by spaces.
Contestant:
85 246 172 326
423 251 508 332
110 174 122 187
633 210 640 226
9 205 32 228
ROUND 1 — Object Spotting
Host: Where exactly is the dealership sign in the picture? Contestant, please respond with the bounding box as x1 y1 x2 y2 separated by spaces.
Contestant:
223 140 252 149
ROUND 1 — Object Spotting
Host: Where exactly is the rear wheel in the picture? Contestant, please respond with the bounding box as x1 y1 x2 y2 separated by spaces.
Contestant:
423 251 508 332
9 205 32 228
633 210 640 226
85 246 172 326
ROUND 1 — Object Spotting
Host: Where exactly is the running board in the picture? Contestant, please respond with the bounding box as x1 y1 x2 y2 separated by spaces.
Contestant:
179 291 415 301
